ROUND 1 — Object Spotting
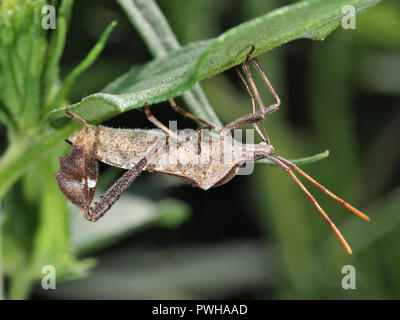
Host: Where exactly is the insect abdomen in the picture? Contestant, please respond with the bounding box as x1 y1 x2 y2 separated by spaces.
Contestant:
68 126 165 169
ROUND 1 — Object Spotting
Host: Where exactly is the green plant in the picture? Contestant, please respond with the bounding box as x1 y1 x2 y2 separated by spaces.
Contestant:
0 0 380 299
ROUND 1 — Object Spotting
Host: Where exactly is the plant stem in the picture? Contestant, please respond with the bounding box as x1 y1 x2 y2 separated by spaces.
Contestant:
0 224 4 300
0 138 29 199
0 123 76 200
8 274 32 300
48 21 117 113
257 150 330 167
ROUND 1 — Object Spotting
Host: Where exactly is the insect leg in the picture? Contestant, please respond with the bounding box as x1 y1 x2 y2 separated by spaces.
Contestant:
65 107 89 138
87 139 165 221
235 66 268 142
65 107 87 127
242 47 280 140
220 105 278 137
169 98 217 129
220 46 281 138
242 46 281 116
145 103 199 155
220 112 267 135
144 103 181 141
252 57 281 115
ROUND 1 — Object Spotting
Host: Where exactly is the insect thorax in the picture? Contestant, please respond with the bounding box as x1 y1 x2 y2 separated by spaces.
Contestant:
68 125 264 190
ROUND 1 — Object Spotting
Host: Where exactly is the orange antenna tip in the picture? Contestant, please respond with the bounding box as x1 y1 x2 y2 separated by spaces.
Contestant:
341 202 370 221
289 164 370 222
328 222 353 255
286 169 353 255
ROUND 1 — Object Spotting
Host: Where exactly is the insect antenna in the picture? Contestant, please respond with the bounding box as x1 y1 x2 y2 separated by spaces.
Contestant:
275 155 370 222
268 155 364 255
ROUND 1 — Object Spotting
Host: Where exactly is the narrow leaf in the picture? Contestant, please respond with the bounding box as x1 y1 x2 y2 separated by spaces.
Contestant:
258 150 330 167
48 0 380 125
43 0 74 111
117 0 222 126
48 21 117 112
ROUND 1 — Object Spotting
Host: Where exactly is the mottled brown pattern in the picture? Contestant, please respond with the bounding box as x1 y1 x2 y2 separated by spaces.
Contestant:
69 125 164 169
58 45 370 254
68 126 273 190
55 144 99 220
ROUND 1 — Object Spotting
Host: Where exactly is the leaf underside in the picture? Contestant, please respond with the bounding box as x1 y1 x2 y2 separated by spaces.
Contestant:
47 0 380 126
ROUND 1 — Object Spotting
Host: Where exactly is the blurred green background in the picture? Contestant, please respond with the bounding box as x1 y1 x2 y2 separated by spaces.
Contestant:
1 0 399 299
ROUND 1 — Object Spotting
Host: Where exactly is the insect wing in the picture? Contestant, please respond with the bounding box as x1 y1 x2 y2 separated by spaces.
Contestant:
55 144 99 212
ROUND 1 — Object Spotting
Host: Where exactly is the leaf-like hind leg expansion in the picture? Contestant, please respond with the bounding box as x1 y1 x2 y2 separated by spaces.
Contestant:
55 144 99 221
56 107 99 221
87 138 165 221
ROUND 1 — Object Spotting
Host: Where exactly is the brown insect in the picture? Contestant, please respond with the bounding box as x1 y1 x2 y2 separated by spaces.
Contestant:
56 46 370 254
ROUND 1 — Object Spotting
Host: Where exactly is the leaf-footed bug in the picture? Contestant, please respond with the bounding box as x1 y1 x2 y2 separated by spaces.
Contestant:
56 46 370 254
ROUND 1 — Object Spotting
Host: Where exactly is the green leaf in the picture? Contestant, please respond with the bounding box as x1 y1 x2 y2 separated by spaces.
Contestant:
43 0 74 109
0 42 21 115
117 0 222 126
117 0 181 57
20 0 47 128
48 0 380 125
0 123 77 200
0 102 15 131
30 158 94 281
47 20 117 113
1 158 95 299
258 150 330 167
